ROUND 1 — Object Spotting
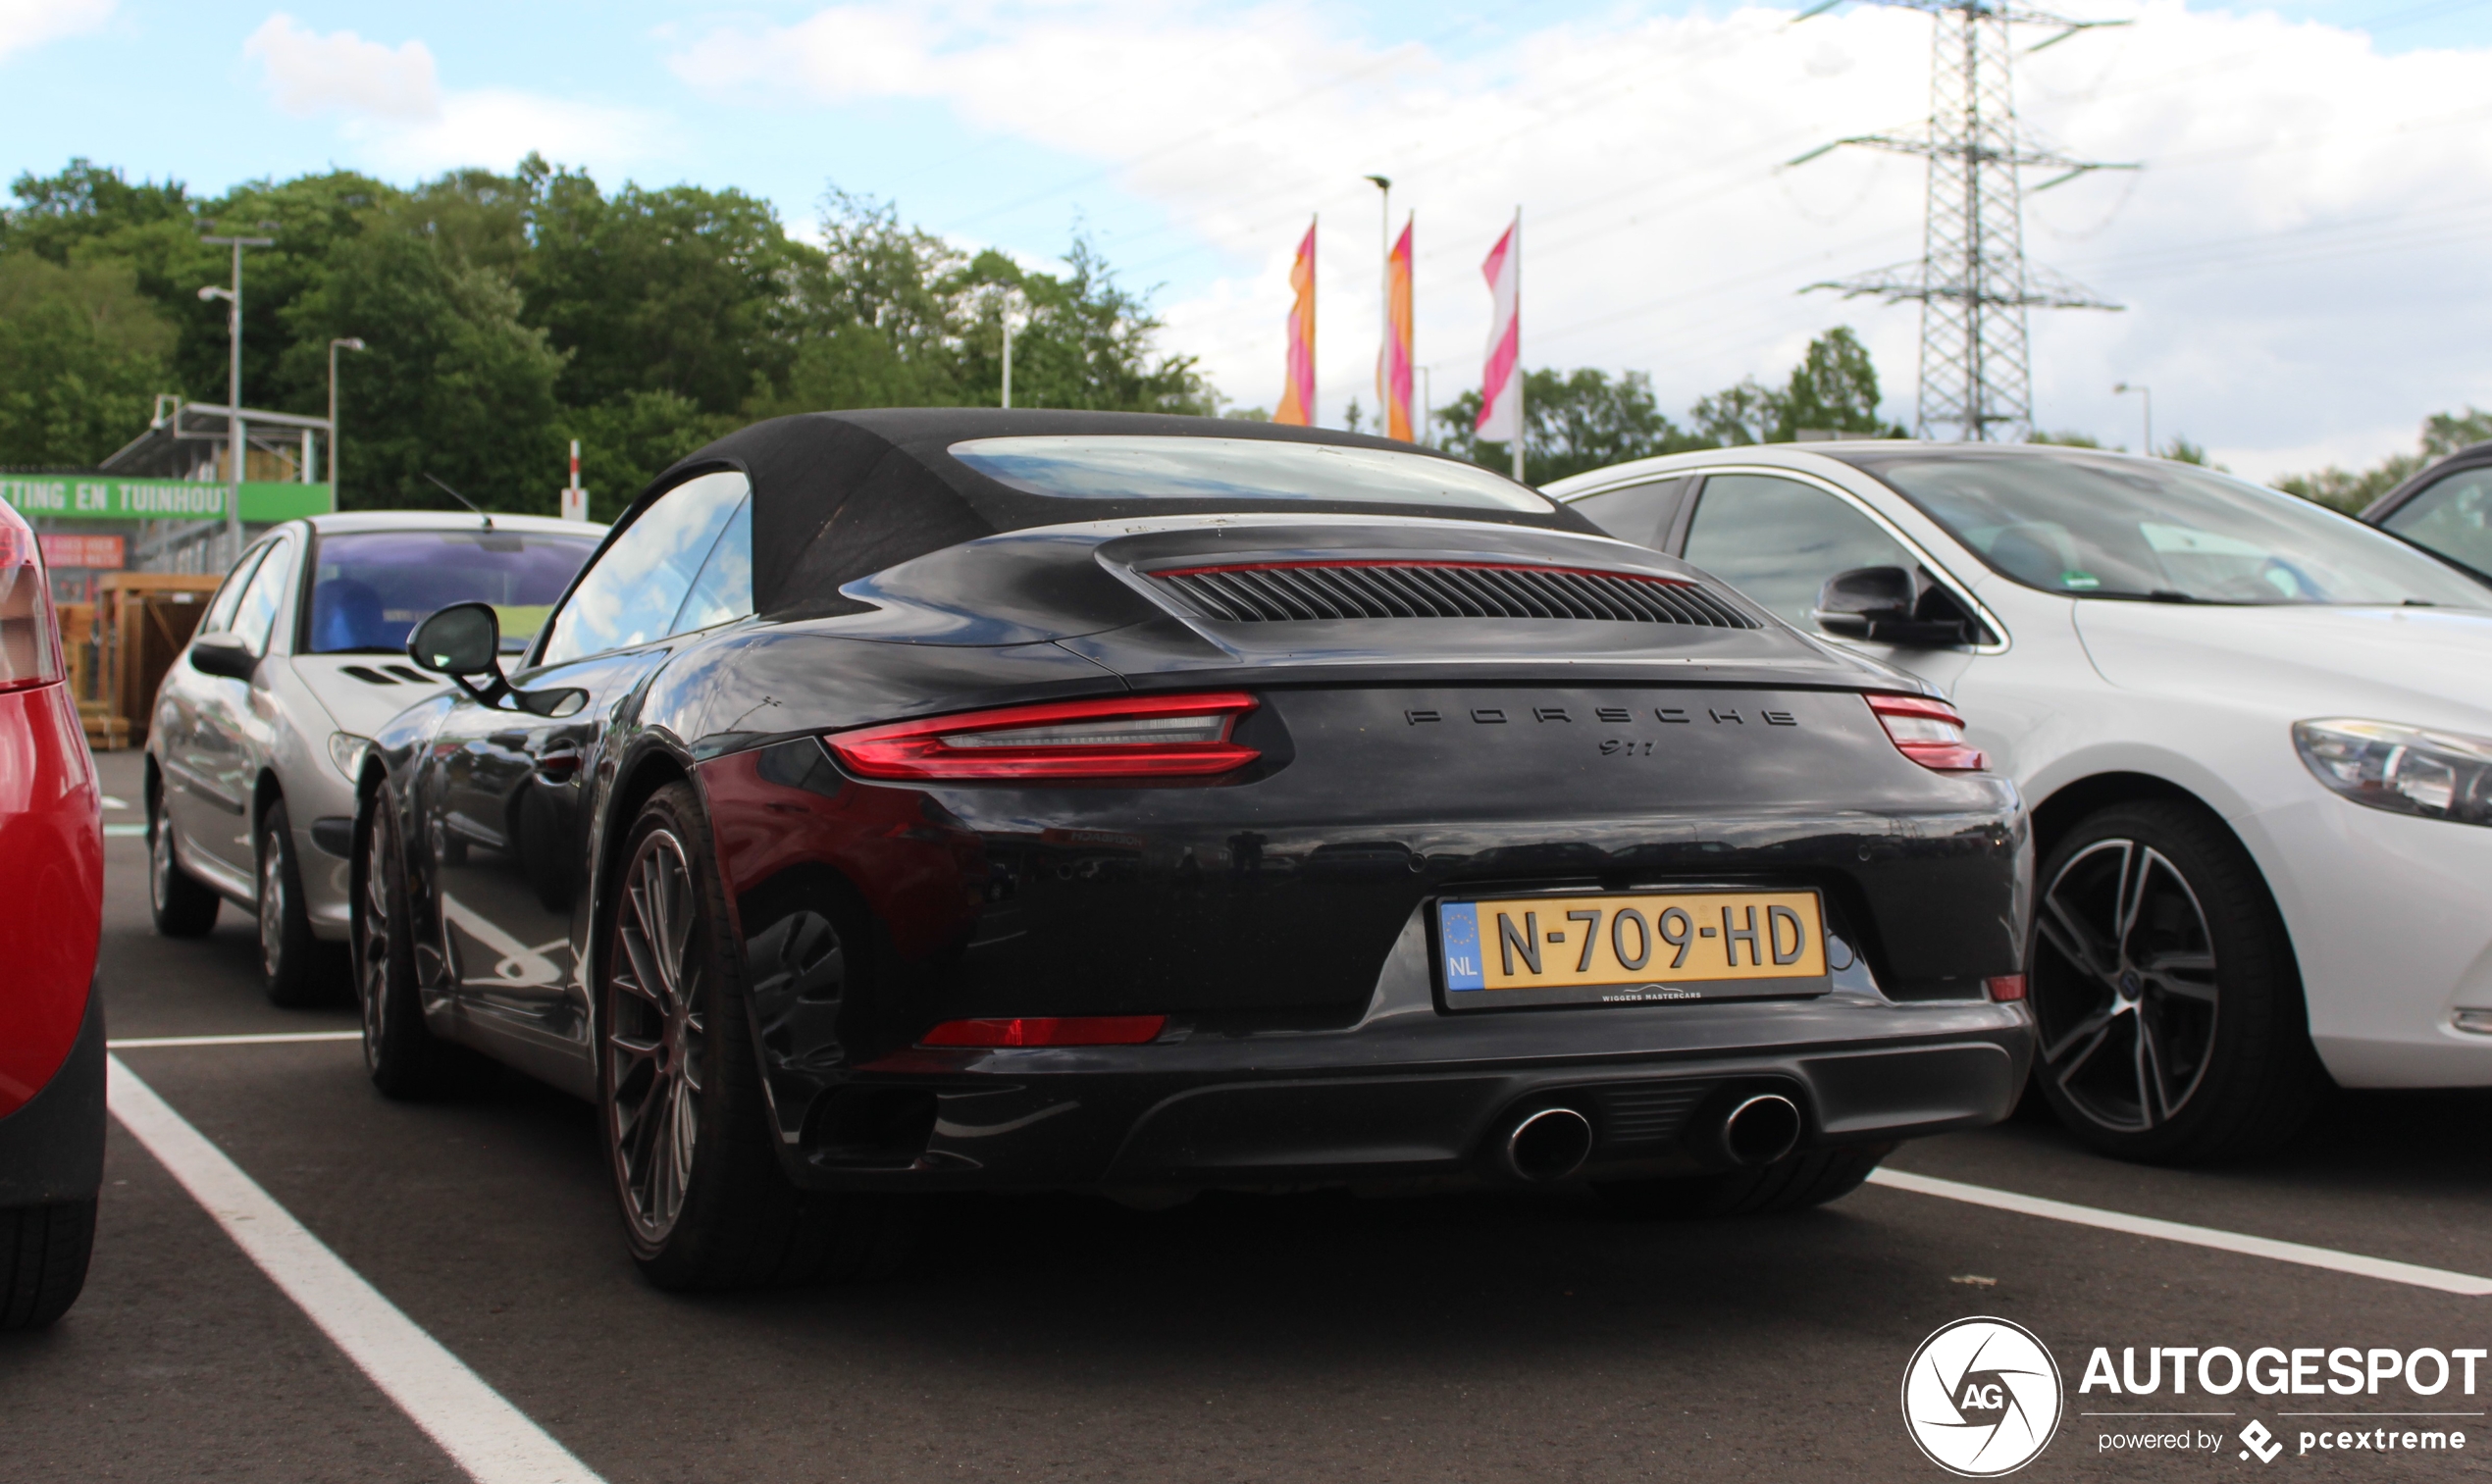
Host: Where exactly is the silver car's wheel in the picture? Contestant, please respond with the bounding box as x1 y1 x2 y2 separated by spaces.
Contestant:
2025 801 2324 1165
259 844 289 983
148 799 219 938
2031 838 2219 1134
605 827 707 1247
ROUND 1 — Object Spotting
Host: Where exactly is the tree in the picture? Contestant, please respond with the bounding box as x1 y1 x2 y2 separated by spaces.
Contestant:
2275 408 2492 513
0 255 178 466
281 230 564 511
1434 368 1700 485
1775 327 1895 439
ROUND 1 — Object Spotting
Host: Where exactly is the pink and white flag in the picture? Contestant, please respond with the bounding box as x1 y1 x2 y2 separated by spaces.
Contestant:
1475 212 1521 444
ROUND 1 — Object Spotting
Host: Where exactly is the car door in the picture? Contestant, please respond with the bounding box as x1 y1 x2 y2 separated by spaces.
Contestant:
179 535 300 880
158 543 265 871
419 473 753 1049
2375 464 2492 586
1674 469 1987 692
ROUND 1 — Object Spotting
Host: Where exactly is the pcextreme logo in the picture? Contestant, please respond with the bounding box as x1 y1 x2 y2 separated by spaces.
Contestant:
1902 1317 2065 1476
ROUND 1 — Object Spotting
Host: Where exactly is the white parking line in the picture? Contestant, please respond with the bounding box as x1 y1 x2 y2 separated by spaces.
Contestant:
110 1031 363 1049
1869 1167 2492 1297
105 1056 606 1484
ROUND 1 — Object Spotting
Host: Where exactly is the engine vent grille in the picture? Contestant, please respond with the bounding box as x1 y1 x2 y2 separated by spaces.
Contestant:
1144 560 1758 628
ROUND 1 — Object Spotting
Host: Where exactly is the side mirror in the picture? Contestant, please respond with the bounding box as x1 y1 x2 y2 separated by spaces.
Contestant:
407 602 501 676
1812 566 1972 647
406 601 588 717
188 633 258 682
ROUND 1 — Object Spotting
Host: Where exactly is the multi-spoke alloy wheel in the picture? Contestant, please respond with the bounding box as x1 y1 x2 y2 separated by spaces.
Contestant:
355 796 446 1098
2026 801 2324 1165
605 827 709 1247
597 784 913 1290
2031 839 2217 1134
260 844 289 982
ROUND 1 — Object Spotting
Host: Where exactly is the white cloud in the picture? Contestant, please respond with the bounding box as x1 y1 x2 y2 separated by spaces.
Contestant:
239 15 667 181
0 0 113 64
674 1 2492 480
245 13 441 122
353 89 668 178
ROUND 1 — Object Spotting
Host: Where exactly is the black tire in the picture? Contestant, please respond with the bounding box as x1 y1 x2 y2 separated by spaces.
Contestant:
256 800 339 1007
2027 800 2325 1165
147 792 219 939
1595 1145 1892 1218
0 1199 96 1330
355 792 452 1100
597 783 910 1291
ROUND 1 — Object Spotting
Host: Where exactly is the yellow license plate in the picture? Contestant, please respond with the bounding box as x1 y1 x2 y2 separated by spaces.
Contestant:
1436 890 1830 1008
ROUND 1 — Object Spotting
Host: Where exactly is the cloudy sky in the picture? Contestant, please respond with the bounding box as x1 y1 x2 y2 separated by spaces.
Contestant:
5 0 2486 479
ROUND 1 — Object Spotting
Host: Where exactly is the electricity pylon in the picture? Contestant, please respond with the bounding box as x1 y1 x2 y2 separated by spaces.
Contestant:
1792 1 2134 442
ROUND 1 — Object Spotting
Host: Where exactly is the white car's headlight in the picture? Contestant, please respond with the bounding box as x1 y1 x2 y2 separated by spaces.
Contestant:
328 732 372 779
2294 718 2492 828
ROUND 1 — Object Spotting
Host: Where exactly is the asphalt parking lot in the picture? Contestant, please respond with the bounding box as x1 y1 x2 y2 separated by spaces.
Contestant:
8 750 2489 1482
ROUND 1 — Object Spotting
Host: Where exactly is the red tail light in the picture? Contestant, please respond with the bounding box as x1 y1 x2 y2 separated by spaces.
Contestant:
1867 692 1985 772
828 692 1259 781
1986 975 2027 1002
0 518 64 693
920 1015 1168 1048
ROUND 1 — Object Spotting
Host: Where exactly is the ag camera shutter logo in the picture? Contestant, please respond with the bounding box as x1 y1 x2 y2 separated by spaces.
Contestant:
1902 1317 2064 1476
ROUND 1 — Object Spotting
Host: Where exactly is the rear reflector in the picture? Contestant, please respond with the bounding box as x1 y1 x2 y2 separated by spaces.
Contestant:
1866 692 1986 772
1986 975 2026 1001
827 692 1259 781
919 1015 1168 1048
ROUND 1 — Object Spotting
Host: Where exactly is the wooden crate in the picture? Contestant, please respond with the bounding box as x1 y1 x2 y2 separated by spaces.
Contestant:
96 572 224 746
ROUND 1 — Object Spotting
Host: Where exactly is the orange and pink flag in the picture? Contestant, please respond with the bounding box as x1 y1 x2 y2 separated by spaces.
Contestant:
1274 220 1317 426
1384 217 1415 441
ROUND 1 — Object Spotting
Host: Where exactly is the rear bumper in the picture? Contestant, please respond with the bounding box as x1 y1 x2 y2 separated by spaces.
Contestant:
0 978 106 1207
776 920 2033 1193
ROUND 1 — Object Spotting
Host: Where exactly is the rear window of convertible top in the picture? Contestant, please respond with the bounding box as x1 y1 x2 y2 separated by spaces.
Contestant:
948 435 1555 513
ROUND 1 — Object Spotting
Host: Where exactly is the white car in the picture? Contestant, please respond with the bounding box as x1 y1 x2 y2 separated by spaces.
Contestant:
147 512 603 1004
1547 442 2492 1163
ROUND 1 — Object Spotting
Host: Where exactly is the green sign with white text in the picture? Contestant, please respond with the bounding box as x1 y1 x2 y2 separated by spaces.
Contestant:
0 477 334 524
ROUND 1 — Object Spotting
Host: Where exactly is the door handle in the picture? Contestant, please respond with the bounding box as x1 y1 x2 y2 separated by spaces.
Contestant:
532 743 583 784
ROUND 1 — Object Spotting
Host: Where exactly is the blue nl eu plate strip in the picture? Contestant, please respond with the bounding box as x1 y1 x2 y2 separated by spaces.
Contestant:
1438 903 1484 992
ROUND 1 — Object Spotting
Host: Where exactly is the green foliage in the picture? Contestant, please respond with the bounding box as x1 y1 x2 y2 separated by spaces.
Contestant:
0 160 1205 509
2275 408 2492 513
1432 329 1896 485
279 229 565 511
2030 430 2106 448
0 255 178 465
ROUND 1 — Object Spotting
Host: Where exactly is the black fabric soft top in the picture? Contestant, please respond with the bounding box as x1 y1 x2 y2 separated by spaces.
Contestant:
637 408 1593 620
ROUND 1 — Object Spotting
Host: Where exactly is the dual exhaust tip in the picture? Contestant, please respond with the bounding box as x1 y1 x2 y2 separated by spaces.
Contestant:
1498 1092 1804 1183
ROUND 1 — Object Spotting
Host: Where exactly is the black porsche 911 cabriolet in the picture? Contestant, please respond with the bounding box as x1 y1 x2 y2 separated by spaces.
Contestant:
354 408 2032 1290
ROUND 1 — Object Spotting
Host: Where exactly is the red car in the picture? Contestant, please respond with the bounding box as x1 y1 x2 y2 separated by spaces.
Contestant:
0 501 103 1329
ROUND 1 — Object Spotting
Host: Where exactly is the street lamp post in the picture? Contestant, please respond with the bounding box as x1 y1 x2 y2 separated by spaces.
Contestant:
200 228 275 563
329 337 367 500
2113 382 2153 457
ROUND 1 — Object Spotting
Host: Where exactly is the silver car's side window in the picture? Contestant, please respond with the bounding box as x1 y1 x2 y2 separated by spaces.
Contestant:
202 544 271 634
541 471 751 665
1682 474 1915 631
2381 467 2492 579
229 538 299 656
1569 478 1688 552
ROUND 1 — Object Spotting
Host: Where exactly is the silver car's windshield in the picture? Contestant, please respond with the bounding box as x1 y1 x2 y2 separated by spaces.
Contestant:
1856 451 2491 608
308 530 600 653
